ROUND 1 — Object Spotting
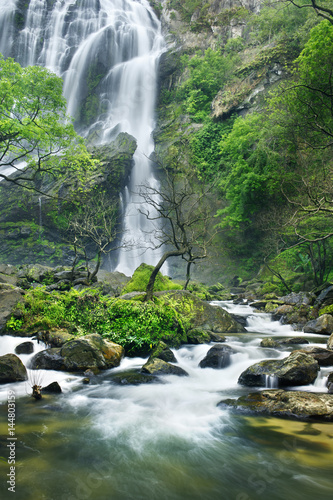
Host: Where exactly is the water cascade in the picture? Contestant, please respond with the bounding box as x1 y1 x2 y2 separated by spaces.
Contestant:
0 302 332 499
0 0 167 275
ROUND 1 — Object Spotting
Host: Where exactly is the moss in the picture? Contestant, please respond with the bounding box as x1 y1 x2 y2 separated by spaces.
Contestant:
122 263 182 294
319 304 333 316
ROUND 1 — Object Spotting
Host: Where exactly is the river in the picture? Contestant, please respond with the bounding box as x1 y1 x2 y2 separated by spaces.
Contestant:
0 301 332 499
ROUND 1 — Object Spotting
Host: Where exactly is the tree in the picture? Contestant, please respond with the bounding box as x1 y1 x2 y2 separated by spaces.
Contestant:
138 168 216 300
287 0 333 25
66 191 120 283
0 55 91 194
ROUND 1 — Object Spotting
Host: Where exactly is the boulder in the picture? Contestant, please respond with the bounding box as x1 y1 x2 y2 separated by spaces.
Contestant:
238 351 319 387
187 328 212 344
15 341 34 354
295 347 333 367
218 390 333 421
42 381 62 394
36 329 74 347
141 358 188 377
327 333 333 350
260 337 309 348
314 285 333 309
280 292 315 306
147 341 177 363
157 290 246 334
0 353 27 383
303 314 333 334
107 369 160 385
199 344 234 369
30 334 124 372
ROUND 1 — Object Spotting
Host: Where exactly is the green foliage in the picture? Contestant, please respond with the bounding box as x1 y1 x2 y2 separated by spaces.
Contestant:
122 263 182 294
319 304 333 316
7 288 186 356
179 49 238 121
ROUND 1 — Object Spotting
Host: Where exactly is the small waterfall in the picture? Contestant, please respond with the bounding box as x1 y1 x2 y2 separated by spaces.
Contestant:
0 0 167 275
264 374 279 388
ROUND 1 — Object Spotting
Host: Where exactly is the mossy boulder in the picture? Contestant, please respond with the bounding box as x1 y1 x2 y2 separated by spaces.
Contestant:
122 263 182 294
107 369 160 385
15 341 34 354
30 334 124 372
260 337 310 348
157 290 246 334
218 390 333 421
295 347 333 367
304 314 333 335
147 341 177 363
141 358 188 377
0 287 25 334
238 351 320 387
36 329 74 347
0 353 27 383
199 344 234 369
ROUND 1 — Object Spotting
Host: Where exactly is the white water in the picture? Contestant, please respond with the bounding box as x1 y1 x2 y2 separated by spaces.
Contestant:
0 0 167 275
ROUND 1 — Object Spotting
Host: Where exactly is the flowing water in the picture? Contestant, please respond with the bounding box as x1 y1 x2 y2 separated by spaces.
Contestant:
0 0 166 274
0 302 332 499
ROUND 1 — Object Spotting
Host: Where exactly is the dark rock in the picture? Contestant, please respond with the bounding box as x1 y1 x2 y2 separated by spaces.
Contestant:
295 347 333 367
0 287 24 334
314 285 333 309
209 332 226 343
108 369 160 385
0 353 27 383
42 381 62 394
148 341 176 363
29 348 65 370
238 351 319 387
218 390 333 421
199 344 234 369
187 328 212 344
327 333 333 350
141 358 188 376
15 341 34 354
36 329 73 347
303 314 333 335
327 373 333 393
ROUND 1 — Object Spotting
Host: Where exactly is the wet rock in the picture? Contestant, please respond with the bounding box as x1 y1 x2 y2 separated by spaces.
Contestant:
295 347 333 367
199 344 234 369
280 292 315 306
36 329 74 347
29 348 65 370
314 285 333 309
141 358 188 377
327 333 333 350
303 314 333 335
147 341 177 363
209 332 227 343
108 369 160 385
15 341 34 354
218 390 333 421
187 328 212 344
238 351 319 387
327 373 333 393
42 381 62 394
0 353 28 383
260 337 310 348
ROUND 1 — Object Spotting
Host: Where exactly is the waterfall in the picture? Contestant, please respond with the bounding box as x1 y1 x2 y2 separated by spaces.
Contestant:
0 0 167 276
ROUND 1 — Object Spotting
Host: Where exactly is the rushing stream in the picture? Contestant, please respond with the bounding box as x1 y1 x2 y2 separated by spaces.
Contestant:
0 302 332 499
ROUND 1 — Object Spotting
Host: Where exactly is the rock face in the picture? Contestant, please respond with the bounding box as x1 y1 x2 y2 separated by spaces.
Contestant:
30 334 124 372
218 390 333 421
199 344 233 369
141 358 188 377
0 287 24 334
238 351 320 387
0 353 28 383
36 329 74 347
295 347 333 367
303 314 333 335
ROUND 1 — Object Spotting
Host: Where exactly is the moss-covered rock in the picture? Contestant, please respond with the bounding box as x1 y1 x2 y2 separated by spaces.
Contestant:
141 358 188 376
0 353 27 383
147 340 177 363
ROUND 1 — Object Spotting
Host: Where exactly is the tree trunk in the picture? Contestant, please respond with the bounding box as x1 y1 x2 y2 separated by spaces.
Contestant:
145 248 186 301
89 251 102 282
183 261 193 290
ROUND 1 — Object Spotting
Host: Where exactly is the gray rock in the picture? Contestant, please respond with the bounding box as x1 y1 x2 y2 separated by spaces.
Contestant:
199 344 234 369
42 381 62 393
15 341 34 354
260 337 309 348
0 288 24 333
295 347 333 367
303 314 333 334
147 341 177 363
218 390 333 421
238 351 319 387
327 373 333 393
0 353 27 383
327 333 333 350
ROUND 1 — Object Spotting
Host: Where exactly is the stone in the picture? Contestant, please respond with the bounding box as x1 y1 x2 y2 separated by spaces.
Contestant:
42 381 62 394
238 351 320 387
295 347 333 367
280 292 314 306
0 288 24 334
147 341 177 363
36 329 74 347
199 344 234 369
29 348 65 370
303 314 333 334
327 373 333 393
260 337 310 348
218 390 333 421
141 358 188 377
0 353 27 383
187 328 212 344
327 333 333 350
209 332 227 343
108 369 160 385
15 341 34 354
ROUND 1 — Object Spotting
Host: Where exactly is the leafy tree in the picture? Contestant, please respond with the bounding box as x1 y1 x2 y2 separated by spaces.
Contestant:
0 55 91 193
287 0 333 25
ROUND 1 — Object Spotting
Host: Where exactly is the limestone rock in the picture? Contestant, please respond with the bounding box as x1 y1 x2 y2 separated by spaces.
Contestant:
238 351 319 387
0 353 27 383
218 390 333 421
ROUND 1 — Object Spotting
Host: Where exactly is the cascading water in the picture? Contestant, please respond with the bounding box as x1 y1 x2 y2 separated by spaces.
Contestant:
0 0 166 275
